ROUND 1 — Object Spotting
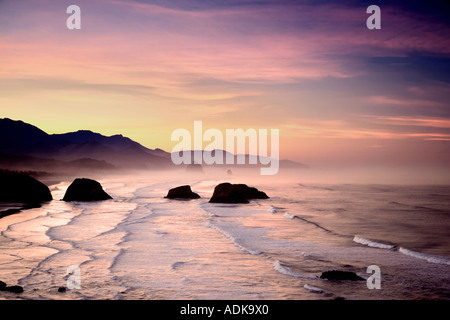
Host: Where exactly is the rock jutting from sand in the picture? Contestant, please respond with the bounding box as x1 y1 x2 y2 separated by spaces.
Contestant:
165 185 200 200
0 170 53 203
209 182 269 204
320 270 364 281
62 178 112 201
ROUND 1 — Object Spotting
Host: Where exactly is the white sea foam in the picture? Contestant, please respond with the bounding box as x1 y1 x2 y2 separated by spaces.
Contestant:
353 236 397 250
354 236 450 265
2 174 449 300
398 247 450 266
268 206 278 213
304 283 326 294
206 222 262 255
283 212 296 219
273 260 318 280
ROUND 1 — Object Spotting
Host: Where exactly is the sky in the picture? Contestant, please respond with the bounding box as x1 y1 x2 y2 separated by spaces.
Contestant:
1 0 449 169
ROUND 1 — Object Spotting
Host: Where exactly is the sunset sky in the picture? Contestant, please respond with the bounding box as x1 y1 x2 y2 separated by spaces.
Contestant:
1 0 449 168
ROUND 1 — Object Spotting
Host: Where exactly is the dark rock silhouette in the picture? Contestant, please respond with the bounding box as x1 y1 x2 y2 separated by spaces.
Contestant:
3 285 24 293
0 204 41 220
58 287 67 293
0 280 24 293
320 270 364 281
0 170 52 203
0 118 51 155
0 119 308 172
63 178 112 201
209 183 269 204
165 185 200 200
0 118 173 170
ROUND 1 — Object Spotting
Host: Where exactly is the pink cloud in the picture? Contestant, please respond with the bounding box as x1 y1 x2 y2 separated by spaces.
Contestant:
367 96 446 108
282 114 450 141
2 0 449 92
362 115 450 129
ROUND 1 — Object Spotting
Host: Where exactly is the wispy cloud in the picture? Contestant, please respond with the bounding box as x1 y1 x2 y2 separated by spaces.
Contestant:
367 96 446 108
283 114 450 141
1 0 450 165
362 115 450 129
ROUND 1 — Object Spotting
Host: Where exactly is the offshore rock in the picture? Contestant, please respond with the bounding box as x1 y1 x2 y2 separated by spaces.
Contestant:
320 270 364 281
209 182 269 204
0 170 52 203
165 185 200 200
63 178 112 201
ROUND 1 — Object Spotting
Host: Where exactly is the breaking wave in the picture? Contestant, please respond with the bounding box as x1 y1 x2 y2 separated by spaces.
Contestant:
353 235 398 250
354 236 450 265
273 260 318 280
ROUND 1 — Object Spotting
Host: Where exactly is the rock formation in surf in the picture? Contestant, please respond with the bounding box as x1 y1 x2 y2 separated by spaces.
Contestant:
62 178 112 201
320 270 364 281
165 185 200 200
0 280 23 293
209 182 269 204
0 170 52 203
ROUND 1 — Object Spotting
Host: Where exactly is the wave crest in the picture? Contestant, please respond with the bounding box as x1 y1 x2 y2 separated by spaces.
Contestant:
353 236 397 250
354 236 450 265
273 260 318 280
399 247 450 266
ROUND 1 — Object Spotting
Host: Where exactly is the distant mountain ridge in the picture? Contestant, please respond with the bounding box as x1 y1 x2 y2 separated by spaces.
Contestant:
0 118 307 172
0 118 172 170
172 150 308 169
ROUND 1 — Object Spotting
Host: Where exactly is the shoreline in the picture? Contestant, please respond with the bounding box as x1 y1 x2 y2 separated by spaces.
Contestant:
0 169 118 221
0 203 43 220
0 176 449 300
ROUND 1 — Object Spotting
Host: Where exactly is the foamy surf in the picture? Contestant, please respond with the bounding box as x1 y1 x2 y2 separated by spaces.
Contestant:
273 260 318 280
304 283 326 294
354 236 450 265
398 247 450 266
353 235 398 250
267 206 278 213
1 175 449 300
206 222 262 255
283 213 296 219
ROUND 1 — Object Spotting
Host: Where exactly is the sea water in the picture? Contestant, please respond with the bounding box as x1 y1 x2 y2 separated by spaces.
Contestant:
0 170 449 300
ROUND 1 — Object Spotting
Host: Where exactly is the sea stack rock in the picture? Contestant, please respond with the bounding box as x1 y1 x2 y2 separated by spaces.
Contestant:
3 285 24 293
165 185 200 200
0 170 52 203
209 183 269 204
0 280 24 293
63 178 112 201
320 270 364 281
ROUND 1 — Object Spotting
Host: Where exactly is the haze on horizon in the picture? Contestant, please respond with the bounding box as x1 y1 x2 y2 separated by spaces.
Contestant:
0 0 449 172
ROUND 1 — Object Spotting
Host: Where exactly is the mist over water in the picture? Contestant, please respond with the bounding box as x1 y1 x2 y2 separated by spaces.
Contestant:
0 166 449 300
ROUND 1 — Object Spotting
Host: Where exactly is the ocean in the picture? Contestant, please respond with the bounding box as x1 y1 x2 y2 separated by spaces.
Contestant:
0 169 449 300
